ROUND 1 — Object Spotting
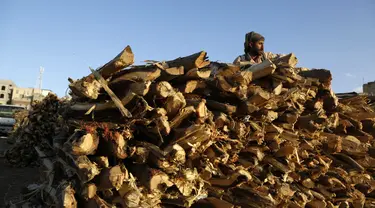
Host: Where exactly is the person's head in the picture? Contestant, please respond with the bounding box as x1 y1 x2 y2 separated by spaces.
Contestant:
244 31 265 55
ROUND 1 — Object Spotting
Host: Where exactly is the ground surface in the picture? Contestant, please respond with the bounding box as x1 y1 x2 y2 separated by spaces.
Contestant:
0 137 39 207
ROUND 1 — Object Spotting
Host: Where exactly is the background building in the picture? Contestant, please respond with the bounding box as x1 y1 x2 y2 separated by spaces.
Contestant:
0 79 53 108
363 81 375 95
0 80 16 105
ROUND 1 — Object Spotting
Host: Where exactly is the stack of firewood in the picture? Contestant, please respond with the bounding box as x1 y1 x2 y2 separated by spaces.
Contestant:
8 45 375 208
5 94 62 167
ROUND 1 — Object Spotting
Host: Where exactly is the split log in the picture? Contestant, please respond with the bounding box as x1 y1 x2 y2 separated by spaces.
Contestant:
170 106 196 129
166 51 210 70
58 183 77 208
272 53 298 68
164 92 187 118
90 68 132 118
110 67 161 84
241 59 277 80
178 80 207 93
63 131 99 156
82 183 97 200
129 164 173 191
96 165 127 190
206 100 237 114
158 66 184 81
72 155 101 183
68 46 134 100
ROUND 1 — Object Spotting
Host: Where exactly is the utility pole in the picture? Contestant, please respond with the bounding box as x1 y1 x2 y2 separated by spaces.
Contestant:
31 67 45 106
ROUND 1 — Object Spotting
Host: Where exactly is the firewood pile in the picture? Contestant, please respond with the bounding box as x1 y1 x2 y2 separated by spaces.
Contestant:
5 94 63 167
8 45 375 208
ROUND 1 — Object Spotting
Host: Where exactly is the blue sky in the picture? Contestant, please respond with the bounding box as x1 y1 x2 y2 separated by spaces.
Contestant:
1 0 374 97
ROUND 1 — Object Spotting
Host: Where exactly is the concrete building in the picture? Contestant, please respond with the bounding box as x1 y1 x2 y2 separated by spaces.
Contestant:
363 81 375 95
0 79 53 108
0 80 16 105
11 87 53 108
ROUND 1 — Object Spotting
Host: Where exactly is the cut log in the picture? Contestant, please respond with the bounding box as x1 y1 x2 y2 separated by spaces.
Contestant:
206 100 237 114
231 70 253 86
97 165 126 190
91 156 109 168
58 183 77 208
63 131 99 156
110 67 161 84
129 164 173 191
90 68 132 118
241 59 277 80
170 124 213 149
154 81 176 98
272 53 298 68
72 155 101 183
169 106 195 129
164 92 187 118
82 183 97 200
109 131 128 159
247 89 271 106
178 80 207 93
158 66 185 81
299 69 332 88
166 51 210 70
68 46 134 100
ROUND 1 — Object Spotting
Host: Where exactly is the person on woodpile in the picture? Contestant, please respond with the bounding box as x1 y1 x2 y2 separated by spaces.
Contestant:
233 31 284 66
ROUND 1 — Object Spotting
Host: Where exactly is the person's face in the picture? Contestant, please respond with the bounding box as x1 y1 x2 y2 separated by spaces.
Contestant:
249 40 264 55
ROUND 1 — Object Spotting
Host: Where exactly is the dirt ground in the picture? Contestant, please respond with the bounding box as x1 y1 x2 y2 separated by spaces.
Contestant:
0 137 39 207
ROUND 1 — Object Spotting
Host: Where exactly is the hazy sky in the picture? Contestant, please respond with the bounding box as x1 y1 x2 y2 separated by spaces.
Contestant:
1 0 374 97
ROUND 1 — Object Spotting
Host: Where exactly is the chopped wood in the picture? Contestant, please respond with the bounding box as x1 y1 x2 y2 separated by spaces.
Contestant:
90 68 132 118
272 53 298 68
96 165 126 190
68 46 134 100
63 131 99 156
11 45 375 208
166 51 210 70
178 80 207 93
82 183 97 200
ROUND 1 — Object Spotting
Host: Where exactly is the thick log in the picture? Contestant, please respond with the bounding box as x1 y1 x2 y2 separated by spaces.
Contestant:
158 66 185 81
178 80 207 93
96 46 134 79
164 92 187 118
272 53 298 68
63 131 99 156
82 183 97 200
247 89 271 106
231 70 253 86
166 51 210 70
68 46 134 100
299 69 332 87
241 59 277 80
109 131 128 159
58 183 77 208
170 124 213 149
70 81 150 113
206 100 237 114
73 155 101 183
170 106 196 128
110 67 161 84
90 68 132 118
129 164 173 191
96 165 127 190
